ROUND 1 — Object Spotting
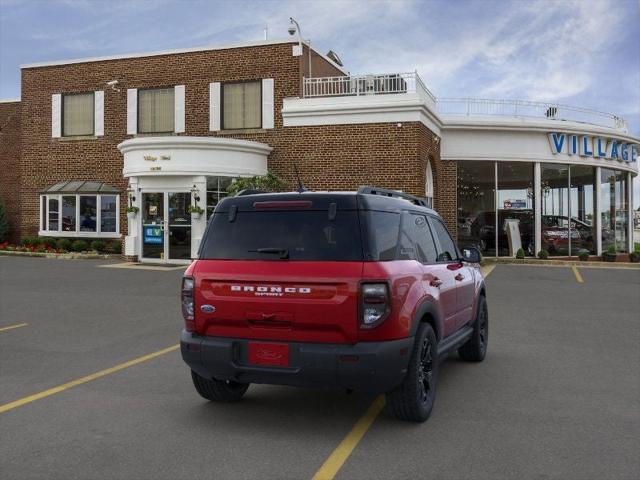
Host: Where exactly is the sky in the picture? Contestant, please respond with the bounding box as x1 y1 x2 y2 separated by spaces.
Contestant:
1 0 639 204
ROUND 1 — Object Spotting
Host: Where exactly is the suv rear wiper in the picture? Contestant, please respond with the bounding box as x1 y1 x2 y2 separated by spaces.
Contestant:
249 247 290 259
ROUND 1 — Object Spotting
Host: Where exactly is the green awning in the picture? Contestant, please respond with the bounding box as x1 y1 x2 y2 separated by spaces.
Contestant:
41 181 120 194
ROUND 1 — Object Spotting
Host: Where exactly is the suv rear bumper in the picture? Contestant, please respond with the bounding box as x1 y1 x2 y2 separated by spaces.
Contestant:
181 330 413 393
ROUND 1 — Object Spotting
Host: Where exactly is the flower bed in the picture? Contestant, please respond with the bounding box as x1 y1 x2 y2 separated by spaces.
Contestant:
0 237 122 256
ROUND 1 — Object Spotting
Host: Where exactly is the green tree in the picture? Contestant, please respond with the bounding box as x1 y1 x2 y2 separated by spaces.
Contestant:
0 197 9 242
226 172 286 196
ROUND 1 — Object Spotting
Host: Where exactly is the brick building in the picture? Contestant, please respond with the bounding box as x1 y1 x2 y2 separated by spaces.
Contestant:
0 38 638 262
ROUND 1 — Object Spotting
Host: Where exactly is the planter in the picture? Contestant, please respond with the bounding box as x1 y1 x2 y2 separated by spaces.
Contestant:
603 253 618 262
127 212 137 221
630 253 640 263
191 212 202 220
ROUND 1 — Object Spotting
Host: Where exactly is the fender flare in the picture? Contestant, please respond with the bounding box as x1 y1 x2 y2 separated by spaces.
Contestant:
409 299 444 341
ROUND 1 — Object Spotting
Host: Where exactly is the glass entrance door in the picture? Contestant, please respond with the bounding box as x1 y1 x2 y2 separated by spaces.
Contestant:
142 192 165 260
141 192 192 263
167 192 192 261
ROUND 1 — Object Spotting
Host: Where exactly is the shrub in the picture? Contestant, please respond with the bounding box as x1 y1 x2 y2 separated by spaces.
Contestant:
515 248 525 259
537 249 549 260
578 251 589 261
606 244 617 255
227 171 286 196
107 240 122 254
38 237 57 249
21 237 36 247
630 252 640 263
0 197 8 242
57 238 72 251
71 240 88 252
90 240 106 252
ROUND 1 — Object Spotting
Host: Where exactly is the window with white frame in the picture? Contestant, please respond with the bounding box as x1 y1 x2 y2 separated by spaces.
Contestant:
40 193 120 237
222 81 261 129
138 87 175 133
63 92 95 136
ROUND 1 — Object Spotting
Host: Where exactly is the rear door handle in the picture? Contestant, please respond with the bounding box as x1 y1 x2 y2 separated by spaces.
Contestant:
429 277 442 287
455 273 464 281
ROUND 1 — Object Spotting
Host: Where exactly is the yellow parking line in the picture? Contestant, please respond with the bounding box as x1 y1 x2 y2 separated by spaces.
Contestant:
0 323 28 333
311 395 385 480
0 344 179 414
571 265 584 283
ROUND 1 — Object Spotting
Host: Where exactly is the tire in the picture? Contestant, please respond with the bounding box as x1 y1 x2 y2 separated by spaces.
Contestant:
385 323 438 423
458 295 488 362
190 370 249 402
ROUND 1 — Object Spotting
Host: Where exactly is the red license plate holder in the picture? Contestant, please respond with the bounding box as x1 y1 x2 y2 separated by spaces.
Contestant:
248 342 290 367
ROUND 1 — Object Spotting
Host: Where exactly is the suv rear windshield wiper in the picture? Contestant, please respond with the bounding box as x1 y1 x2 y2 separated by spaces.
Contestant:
248 247 290 259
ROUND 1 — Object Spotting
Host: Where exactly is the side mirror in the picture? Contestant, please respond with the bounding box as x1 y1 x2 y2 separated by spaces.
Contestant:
462 246 482 263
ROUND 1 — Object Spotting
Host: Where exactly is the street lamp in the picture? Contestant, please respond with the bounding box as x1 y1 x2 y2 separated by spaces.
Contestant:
288 17 311 77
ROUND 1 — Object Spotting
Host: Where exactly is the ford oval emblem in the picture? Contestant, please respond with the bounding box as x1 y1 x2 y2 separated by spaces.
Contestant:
200 304 216 313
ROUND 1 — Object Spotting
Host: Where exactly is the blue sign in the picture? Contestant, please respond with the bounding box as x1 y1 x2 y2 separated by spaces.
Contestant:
548 132 638 163
144 226 163 245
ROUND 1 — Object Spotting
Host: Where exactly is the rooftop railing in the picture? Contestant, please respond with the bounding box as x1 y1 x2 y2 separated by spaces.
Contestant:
303 72 436 103
436 98 628 131
301 74 627 131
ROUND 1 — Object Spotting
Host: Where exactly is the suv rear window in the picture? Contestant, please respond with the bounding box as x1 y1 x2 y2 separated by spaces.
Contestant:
200 210 363 261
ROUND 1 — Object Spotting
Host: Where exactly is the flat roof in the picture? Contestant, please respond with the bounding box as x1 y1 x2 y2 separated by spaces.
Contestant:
20 38 348 74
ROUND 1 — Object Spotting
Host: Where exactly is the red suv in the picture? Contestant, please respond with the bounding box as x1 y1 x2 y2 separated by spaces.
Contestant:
180 187 488 422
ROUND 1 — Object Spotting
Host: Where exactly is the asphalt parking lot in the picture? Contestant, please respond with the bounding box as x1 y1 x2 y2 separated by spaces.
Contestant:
1 257 639 480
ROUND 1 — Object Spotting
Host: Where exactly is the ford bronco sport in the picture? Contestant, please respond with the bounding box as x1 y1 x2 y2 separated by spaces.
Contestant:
180 186 487 422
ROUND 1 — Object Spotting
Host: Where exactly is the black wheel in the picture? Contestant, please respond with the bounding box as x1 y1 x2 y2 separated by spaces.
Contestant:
385 323 438 423
458 295 488 362
191 370 249 402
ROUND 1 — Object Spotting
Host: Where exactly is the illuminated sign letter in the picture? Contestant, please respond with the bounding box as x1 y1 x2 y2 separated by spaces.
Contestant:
632 144 638 162
610 141 619 159
620 143 628 162
595 138 607 157
569 135 578 155
548 133 565 154
579 136 593 156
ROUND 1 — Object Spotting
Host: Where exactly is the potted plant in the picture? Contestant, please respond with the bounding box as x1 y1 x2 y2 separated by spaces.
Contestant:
515 248 525 260
603 245 618 262
537 249 549 260
629 246 640 263
578 251 590 262
126 206 139 221
187 205 204 219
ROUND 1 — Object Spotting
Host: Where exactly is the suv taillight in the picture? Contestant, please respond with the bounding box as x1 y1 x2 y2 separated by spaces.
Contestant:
360 283 390 329
182 277 195 331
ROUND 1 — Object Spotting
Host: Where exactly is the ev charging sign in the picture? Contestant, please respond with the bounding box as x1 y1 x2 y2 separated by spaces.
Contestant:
548 132 638 163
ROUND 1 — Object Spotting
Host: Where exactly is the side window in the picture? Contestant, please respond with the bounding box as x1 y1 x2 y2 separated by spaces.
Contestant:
409 214 438 263
397 212 416 261
430 217 458 262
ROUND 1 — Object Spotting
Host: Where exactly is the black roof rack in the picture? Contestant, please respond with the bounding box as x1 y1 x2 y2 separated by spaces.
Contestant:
358 186 429 207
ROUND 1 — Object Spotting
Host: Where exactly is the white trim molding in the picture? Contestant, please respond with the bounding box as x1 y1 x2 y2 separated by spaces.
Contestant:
282 93 442 136
209 82 221 131
262 78 275 129
94 90 104 136
51 94 61 138
174 85 186 133
118 136 271 178
126 89 137 135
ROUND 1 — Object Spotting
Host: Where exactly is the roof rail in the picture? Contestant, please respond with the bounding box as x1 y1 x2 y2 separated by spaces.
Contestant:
235 189 267 196
358 186 429 207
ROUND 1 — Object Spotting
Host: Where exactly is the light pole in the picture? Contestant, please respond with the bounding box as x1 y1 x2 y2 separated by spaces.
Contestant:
288 17 311 78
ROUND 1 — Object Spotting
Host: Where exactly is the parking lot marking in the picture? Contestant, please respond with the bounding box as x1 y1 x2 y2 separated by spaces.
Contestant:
572 266 584 283
0 322 28 333
481 264 496 278
0 344 179 414
311 395 385 480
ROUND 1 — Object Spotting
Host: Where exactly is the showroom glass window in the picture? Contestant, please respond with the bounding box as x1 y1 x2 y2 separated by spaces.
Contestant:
601 169 629 253
138 88 175 133
62 92 94 136
569 165 596 254
39 194 119 237
497 163 534 256
541 164 570 256
222 81 261 130
457 161 496 256
206 177 232 218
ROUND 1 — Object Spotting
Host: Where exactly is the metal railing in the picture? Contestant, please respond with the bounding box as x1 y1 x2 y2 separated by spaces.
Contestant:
303 72 436 102
436 98 628 131
301 74 628 131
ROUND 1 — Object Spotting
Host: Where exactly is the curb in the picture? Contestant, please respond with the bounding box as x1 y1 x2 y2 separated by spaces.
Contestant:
482 258 640 269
